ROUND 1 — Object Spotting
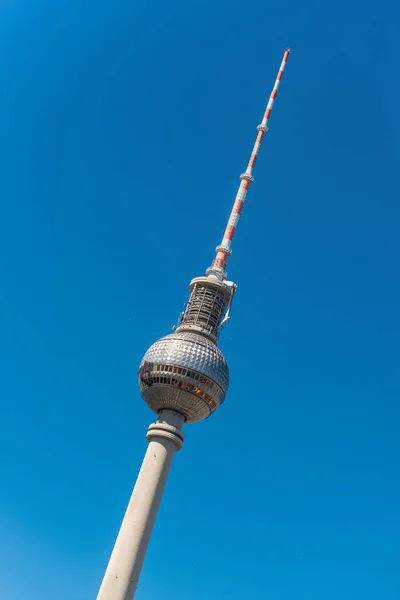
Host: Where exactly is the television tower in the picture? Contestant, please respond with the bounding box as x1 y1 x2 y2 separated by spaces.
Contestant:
96 48 291 600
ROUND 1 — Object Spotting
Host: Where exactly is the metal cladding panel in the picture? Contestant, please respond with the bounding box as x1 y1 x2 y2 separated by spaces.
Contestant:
140 386 213 423
140 332 229 392
138 332 229 423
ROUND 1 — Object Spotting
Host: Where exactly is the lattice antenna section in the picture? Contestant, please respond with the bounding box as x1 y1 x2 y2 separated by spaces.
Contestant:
176 277 233 342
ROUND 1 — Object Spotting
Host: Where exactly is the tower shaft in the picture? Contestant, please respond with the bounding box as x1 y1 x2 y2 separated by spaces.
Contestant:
96 411 184 600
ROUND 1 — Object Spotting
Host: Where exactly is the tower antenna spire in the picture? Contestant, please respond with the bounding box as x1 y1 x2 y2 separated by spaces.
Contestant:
207 48 291 280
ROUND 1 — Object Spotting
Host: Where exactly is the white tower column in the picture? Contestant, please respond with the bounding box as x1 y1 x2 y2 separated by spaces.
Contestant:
96 409 184 600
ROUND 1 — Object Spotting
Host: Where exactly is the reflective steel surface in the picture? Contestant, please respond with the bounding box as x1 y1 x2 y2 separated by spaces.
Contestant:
138 332 229 423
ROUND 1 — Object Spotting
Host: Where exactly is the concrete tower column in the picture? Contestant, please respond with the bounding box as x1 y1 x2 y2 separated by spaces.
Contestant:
96 409 184 600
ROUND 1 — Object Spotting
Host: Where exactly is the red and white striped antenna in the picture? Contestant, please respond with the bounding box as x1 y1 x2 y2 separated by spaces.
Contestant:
207 48 291 280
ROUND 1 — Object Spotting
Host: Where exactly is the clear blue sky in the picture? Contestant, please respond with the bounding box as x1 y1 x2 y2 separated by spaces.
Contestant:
0 1 399 598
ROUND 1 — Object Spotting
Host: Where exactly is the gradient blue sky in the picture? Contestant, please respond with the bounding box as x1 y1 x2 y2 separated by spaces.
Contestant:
0 1 399 599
